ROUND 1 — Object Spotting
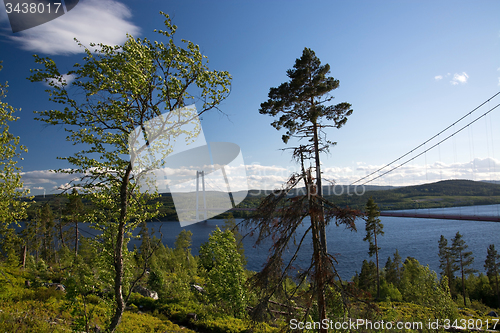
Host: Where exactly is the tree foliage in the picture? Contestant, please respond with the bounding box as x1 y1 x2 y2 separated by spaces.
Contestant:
363 197 384 299
199 227 247 318
451 232 476 307
399 258 458 320
251 48 358 330
64 189 84 255
259 47 352 147
438 234 455 295
222 213 246 265
28 12 231 332
484 244 500 307
0 61 30 262
385 249 402 287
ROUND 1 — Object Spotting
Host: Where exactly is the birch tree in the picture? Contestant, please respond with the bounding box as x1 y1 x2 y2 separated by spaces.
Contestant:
0 61 29 263
29 13 231 332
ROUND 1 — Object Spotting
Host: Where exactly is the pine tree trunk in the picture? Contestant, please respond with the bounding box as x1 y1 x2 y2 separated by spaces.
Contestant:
312 119 327 254
460 253 466 307
307 170 327 333
108 163 132 333
75 220 79 256
22 245 27 269
59 223 65 248
446 257 453 295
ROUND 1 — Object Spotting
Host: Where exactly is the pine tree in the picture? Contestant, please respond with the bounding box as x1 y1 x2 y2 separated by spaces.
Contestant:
451 232 476 306
438 235 454 295
39 203 55 262
358 259 377 297
254 47 356 329
138 221 152 258
363 197 384 300
64 189 84 255
484 244 500 307
385 250 403 286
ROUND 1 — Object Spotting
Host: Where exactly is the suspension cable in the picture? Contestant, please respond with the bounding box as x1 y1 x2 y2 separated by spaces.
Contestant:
351 91 500 185
355 102 500 186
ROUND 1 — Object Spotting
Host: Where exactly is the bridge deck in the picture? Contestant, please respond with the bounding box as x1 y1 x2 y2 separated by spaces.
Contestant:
178 208 499 222
379 211 500 222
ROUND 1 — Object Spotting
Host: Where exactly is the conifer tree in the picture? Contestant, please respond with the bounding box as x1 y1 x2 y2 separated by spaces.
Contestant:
438 235 454 295
63 189 84 255
253 47 357 330
385 249 402 286
451 232 476 306
39 203 55 262
363 197 384 300
358 259 377 295
484 244 500 307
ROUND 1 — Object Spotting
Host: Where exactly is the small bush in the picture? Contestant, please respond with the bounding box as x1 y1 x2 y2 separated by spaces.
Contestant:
129 292 159 311
32 286 65 302
117 312 193 333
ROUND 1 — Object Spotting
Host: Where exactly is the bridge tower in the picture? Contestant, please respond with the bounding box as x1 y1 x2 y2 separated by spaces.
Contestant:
195 171 207 220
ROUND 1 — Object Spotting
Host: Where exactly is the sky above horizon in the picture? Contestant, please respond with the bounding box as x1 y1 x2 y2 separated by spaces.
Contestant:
1 0 500 196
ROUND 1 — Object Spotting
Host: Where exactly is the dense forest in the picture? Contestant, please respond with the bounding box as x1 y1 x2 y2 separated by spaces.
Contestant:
2 199 500 332
1 14 500 333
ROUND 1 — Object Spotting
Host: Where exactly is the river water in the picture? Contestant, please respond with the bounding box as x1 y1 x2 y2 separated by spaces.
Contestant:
120 204 500 281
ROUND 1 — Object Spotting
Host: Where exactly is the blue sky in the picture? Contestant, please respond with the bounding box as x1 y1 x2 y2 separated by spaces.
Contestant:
1 0 500 195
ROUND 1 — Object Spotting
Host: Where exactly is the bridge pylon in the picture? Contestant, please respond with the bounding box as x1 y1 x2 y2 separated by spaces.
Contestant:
195 171 207 220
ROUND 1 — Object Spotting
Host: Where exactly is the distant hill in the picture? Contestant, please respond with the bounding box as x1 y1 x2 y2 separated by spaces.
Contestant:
242 179 500 213
245 184 397 198
392 179 500 196
480 180 500 185
22 179 500 220
322 179 500 211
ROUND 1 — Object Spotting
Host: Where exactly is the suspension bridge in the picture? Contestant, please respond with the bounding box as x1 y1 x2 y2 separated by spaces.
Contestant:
187 92 500 223
347 91 500 222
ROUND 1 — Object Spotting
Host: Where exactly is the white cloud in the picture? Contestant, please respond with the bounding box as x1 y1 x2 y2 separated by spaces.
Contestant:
21 158 500 196
44 73 76 87
450 72 469 85
0 1 7 24
351 157 500 186
21 169 83 195
7 0 140 55
434 75 443 81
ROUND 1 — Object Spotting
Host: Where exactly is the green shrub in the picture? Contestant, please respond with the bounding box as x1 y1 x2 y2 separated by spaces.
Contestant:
380 281 402 302
117 311 193 333
129 292 159 311
399 258 458 320
199 228 247 318
197 316 280 333
32 286 65 302
0 299 70 332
